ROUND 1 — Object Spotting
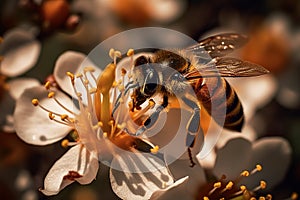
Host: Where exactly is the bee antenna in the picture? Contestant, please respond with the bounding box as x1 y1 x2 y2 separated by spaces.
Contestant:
188 147 196 167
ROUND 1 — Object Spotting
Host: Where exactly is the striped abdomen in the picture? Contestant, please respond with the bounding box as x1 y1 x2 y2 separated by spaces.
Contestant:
192 77 244 132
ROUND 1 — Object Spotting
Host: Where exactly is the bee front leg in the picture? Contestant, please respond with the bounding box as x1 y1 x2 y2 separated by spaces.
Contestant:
182 96 201 167
129 95 169 136
112 81 139 116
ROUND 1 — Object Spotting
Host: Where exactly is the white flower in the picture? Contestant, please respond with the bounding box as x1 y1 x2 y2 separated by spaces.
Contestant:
151 136 292 200
0 29 41 132
14 50 173 199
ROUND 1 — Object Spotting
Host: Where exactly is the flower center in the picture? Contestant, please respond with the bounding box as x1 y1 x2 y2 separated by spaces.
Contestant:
31 48 159 154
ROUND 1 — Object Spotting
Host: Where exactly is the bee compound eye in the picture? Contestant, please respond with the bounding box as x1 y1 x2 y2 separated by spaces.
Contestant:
134 55 149 66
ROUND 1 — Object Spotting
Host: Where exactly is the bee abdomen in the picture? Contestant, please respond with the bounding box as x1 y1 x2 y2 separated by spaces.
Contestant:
193 77 244 132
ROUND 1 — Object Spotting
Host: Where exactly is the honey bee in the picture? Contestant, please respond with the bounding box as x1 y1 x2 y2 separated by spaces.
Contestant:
118 33 269 166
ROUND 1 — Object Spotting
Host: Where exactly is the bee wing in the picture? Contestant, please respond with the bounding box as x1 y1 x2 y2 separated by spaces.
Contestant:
185 57 269 79
187 33 248 58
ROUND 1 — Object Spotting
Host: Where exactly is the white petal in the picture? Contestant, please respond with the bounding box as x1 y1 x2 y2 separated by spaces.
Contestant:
7 78 40 100
0 28 40 77
40 145 99 196
110 152 173 200
213 137 252 180
150 176 192 200
14 86 74 145
53 51 101 97
241 137 292 190
167 159 206 197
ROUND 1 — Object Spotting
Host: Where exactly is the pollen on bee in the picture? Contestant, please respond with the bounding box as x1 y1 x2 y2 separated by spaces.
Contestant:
150 145 159 154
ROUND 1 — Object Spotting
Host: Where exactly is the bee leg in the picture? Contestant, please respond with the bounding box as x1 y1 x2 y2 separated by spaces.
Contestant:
112 81 139 116
182 96 201 167
129 95 169 136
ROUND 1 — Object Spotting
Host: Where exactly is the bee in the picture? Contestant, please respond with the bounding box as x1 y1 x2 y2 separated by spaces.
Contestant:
117 33 269 166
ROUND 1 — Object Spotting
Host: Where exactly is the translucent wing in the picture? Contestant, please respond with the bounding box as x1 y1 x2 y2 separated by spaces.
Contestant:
187 33 248 58
185 57 269 79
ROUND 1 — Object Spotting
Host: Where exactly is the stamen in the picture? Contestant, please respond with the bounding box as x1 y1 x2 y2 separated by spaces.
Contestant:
127 48 134 57
253 180 267 192
44 81 52 90
203 197 209 200
32 99 39 106
251 164 263 175
66 72 75 84
221 181 233 193
61 139 77 148
266 194 272 200
208 181 221 196
241 170 250 177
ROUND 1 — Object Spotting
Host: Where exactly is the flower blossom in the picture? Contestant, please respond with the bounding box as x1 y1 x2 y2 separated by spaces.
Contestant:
14 49 173 199
151 135 292 200
0 29 41 132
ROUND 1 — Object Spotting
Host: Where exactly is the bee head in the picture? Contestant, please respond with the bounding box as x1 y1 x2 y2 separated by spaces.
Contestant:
132 55 159 108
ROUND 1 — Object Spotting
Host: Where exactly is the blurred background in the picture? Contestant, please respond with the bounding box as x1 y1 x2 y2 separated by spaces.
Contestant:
0 0 299 199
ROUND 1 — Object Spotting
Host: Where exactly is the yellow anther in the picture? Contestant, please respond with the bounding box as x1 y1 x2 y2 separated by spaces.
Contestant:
150 145 159 154
291 192 298 200
76 92 82 97
203 197 209 200
89 88 97 94
32 99 39 106
260 181 267 189
108 120 114 126
61 139 69 148
98 121 103 127
220 198 225 200
48 91 55 98
114 50 122 58
117 122 126 129
109 48 115 59
76 73 83 78
61 114 69 121
103 132 108 138
240 185 247 192
241 170 250 177
127 48 134 57
48 112 55 120
250 198 257 200
259 197 265 200
66 72 75 83
266 194 272 200
121 68 127 75
225 181 233 190
84 66 95 72
44 81 52 90
112 81 118 87
118 85 125 91
256 164 262 172
213 182 222 188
